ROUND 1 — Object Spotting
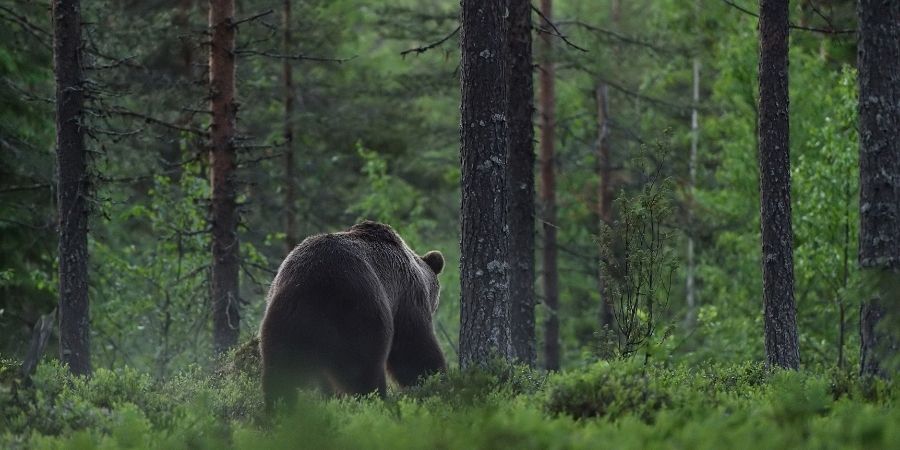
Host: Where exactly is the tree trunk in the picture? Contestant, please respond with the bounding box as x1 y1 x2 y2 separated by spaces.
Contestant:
538 0 560 371
209 0 240 354
164 0 196 182
757 0 800 370
53 0 91 376
178 0 195 72
857 1 900 268
507 0 536 367
685 58 700 328
283 0 297 254
611 0 621 25
857 0 900 379
458 0 512 369
22 309 57 378
595 84 614 332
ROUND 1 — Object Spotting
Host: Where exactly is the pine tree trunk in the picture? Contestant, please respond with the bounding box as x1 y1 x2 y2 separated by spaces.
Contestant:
458 0 512 369
283 0 297 254
685 58 700 328
757 0 800 369
164 0 195 182
595 84 614 332
209 0 240 354
857 0 900 379
538 0 560 371
507 0 536 367
53 0 91 376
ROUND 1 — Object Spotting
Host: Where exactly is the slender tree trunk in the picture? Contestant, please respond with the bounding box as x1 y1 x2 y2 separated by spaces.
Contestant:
595 84 614 332
685 58 700 328
283 0 297 254
458 0 512 369
838 182 850 369
757 0 800 369
164 0 195 182
600 0 622 341
857 0 900 379
22 309 57 378
178 0 194 71
507 0 536 367
53 0 91 376
209 0 240 354
538 0 559 371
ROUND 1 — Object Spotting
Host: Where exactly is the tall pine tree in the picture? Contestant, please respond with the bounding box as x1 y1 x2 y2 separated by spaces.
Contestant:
209 0 240 354
857 0 899 379
458 0 512 368
757 0 800 369
53 0 91 375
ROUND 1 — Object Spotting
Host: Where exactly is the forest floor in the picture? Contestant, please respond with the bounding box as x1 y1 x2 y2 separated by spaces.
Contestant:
1 348 897 449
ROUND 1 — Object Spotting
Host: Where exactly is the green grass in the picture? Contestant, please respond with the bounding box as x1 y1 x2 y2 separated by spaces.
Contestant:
0 355 896 449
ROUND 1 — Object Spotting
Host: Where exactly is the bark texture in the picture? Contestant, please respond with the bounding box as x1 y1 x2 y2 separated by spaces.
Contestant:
283 0 297 254
857 0 900 379
209 0 240 354
507 0 536 366
596 84 614 332
857 0 900 268
757 0 800 369
459 0 512 369
538 0 560 371
53 0 91 376
859 300 895 378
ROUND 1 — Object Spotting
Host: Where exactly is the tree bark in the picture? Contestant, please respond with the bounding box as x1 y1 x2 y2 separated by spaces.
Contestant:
507 0 536 367
685 58 700 328
458 0 512 369
209 0 240 354
595 84 614 332
857 0 900 379
53 0 91 376
283 0 297 254
857 0 900 269
538 0 560 371
757 0 800 369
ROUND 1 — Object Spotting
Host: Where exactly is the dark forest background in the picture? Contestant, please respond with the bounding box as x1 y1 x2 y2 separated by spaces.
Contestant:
1 0 871 373
1 0 898 447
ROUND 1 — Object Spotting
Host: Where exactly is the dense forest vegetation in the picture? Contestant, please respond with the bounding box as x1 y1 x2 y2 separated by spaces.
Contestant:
1 0 898 448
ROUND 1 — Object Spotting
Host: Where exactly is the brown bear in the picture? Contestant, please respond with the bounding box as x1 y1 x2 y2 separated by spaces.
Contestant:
260 221 446 411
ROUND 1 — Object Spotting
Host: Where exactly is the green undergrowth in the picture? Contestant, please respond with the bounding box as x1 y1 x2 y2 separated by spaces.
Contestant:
0 354 896 449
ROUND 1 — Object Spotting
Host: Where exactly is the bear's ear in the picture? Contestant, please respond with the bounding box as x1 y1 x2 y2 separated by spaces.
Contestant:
422 251 444 275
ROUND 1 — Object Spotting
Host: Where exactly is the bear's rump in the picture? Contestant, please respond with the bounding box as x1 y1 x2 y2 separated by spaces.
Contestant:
261 238 394 391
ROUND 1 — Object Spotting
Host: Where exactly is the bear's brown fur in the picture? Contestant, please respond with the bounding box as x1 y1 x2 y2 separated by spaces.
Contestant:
260 221 446 411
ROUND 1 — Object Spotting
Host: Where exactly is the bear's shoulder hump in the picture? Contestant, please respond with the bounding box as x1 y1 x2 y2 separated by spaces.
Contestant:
345 221 404 246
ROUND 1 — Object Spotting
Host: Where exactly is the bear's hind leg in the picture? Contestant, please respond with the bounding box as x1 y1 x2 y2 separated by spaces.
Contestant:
261 351 299 413
328 362 388 398
387 321 447 387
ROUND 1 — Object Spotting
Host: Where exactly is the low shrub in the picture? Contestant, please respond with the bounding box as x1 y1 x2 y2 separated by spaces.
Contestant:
544 359 669 421
0 356 896 449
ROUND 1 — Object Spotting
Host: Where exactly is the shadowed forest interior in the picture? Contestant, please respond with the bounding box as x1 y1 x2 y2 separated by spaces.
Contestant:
1 0 899 448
